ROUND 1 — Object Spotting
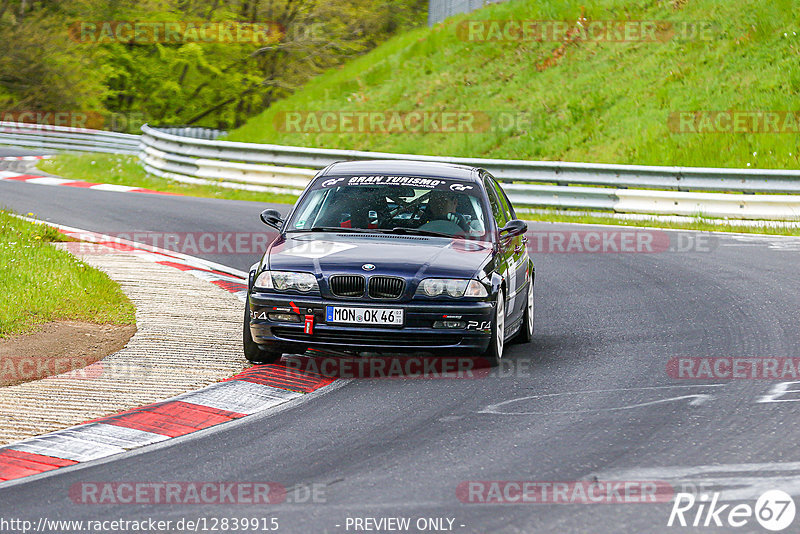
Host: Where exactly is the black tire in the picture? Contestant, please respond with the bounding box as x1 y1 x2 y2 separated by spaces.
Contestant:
514 281 534 344
243 307 282 365
481 288 505 367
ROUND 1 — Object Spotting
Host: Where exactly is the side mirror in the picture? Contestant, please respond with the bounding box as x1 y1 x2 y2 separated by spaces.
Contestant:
260 209 284 230
500 219 527 238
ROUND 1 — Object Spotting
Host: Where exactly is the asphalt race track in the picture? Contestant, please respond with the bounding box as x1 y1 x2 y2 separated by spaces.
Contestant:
0 147 52 158
3 173 800 533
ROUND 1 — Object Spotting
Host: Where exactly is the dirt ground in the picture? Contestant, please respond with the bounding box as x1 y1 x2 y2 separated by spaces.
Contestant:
0 321 137 387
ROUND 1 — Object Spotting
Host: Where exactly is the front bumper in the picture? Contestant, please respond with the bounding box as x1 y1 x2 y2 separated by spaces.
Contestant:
248 291 495 354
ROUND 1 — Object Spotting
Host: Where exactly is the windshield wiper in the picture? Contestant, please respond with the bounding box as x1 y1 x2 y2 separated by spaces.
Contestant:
286 226 379 234
384 227 455 238
287 226 457 238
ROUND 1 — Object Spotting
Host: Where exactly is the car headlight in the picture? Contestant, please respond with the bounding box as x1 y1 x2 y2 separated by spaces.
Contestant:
254 270 318 292
418 278 487 298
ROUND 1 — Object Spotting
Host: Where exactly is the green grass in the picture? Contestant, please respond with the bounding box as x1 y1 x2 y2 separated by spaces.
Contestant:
0 210 136 338
520 209 800 236
37 153 300 204
228 0 800 171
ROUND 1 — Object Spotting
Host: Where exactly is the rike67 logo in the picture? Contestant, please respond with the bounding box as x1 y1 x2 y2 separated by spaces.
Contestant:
668 490 796 531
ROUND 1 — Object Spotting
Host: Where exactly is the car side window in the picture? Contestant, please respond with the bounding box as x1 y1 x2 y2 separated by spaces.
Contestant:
489 177 514 223
499 184 516 219
484 176 507 227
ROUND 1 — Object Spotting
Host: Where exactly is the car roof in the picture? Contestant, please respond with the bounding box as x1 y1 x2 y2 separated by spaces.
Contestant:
320 160 481 182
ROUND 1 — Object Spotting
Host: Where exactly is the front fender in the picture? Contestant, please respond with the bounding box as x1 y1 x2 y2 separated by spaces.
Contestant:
489 272 505 302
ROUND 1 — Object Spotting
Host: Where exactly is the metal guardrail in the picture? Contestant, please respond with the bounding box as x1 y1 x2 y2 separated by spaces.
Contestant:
147 126 226 140
140 125 800 193
3 120 800 220
0 122 140 154
140 126 314 194
428 0 509 26
138 124 800 220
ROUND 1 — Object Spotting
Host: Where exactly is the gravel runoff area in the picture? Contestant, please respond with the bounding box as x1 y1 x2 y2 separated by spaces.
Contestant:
0 243 248 446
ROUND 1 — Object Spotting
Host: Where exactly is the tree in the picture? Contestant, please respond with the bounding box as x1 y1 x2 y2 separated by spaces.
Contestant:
0 0 427 130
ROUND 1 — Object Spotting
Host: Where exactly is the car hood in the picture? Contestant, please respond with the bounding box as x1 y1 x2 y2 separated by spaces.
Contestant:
267 233 492 280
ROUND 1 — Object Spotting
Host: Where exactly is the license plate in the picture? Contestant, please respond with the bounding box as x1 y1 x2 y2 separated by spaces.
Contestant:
325 306 403 325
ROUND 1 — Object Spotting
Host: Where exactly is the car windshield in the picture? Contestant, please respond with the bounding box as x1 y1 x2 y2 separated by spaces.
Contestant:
286 175 489 239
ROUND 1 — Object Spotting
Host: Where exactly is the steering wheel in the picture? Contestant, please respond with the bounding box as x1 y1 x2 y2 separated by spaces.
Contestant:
446 212 470 232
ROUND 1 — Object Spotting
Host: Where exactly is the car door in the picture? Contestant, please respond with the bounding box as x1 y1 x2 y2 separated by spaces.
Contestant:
488 175 528 322
483 174 514 334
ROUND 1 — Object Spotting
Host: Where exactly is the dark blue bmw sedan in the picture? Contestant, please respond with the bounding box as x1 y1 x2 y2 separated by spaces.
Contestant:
244 160 534 366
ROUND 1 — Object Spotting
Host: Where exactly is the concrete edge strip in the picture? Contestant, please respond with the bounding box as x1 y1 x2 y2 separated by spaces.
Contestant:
0 155 50 161
0 162 301 196
0 362 336 482
0 169 179 196
0 377 353 491
0 219 341 485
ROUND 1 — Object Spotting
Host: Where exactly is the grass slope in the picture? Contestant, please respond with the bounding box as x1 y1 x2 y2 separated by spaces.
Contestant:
228 0 800 170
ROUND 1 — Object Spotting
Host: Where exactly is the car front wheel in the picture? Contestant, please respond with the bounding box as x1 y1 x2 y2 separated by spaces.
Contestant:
481 288 505 367
243 307 282 365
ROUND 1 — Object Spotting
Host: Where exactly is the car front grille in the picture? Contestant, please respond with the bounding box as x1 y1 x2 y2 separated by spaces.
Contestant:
273 328 462 347
368 276 405 299
329 274 365 297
